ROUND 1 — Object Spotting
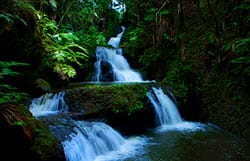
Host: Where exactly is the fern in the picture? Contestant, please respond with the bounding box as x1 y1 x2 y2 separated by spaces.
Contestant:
0 61 29 78
0 13 15 24
36 12 89 79
54 64 76 79
234 37 250 54
0 61 29 105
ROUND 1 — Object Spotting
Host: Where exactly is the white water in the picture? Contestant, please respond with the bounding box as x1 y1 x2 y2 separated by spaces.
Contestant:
26 1 233 160
110 0 126 18
92 46 143 82
29 92 147 161
92 26 143 82
63 121 147 161
29 91 68 117
108 26 126 48
63 121 125 161
147 87 183 125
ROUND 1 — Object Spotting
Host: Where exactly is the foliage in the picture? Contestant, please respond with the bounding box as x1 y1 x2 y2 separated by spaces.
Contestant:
144 8 157 22
51 0 115 79
0 13 27 28
57 0 109 45
122 26 146 58
0 61 29 105
228 36 250 76
162 61 191 104
139 48 161 69
36 12 89 80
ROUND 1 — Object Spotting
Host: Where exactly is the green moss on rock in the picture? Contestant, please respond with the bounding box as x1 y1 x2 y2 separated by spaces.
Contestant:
65 83 148 116
31 121 64 161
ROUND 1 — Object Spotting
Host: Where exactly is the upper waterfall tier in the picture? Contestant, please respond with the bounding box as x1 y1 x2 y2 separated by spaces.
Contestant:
91 25 145 82
92 46 143 82
108 26 126 48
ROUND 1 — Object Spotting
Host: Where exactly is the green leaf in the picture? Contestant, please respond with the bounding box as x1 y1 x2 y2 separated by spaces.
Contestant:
54 64 76 78
49 0 57 9
144 14 155 21
0 13 14 24
58 33 80 41
13 121 23 126
160 10 170 16
230 56 250 64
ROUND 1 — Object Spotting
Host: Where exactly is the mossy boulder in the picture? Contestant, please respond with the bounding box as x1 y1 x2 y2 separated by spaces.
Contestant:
64 83 157 134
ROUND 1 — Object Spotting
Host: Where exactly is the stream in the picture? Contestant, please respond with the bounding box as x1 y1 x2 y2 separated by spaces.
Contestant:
29 89 250 161
94 122 250 161
29 5 250 160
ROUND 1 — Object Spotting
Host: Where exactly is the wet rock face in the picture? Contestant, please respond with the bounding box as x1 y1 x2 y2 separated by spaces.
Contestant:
100 61 114 82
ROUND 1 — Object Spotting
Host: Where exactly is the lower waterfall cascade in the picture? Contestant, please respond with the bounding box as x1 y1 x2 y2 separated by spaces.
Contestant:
147 87 183 125
28 91 149 161
29 85 250 161
62 121 125 161
28 3 250 160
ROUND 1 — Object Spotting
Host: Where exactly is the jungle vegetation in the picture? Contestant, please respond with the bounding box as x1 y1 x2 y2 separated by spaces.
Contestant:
0 0 249 141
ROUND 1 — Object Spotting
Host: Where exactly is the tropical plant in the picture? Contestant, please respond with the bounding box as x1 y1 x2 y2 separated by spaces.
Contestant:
0 61 29 105
36 12 89 80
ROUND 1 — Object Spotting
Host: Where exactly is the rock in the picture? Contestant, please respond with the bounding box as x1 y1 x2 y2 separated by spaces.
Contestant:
100 61 115 81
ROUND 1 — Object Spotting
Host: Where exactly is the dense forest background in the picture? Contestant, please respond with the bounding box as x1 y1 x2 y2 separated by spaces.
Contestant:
0 0 249 159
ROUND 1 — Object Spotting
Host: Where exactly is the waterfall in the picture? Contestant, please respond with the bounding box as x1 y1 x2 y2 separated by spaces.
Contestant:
147 87 183 125
29 91 146 161
92 26 143 82
29 91 68 117
110 0 126 13
92 46 143 82
62 121 125 161
108 26 125 48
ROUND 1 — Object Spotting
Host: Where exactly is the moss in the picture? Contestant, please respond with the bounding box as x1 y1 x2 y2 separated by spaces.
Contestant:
90 84 147 115
35 78 51 92
109 84 148 115
66 83 149 116
31 122 63 161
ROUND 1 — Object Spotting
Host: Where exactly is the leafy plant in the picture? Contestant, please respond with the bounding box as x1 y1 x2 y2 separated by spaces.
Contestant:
36 12 89 80
162 61 190 103
0 13 28 33
0 61 29 105
234 37 250 54
123 27 145 50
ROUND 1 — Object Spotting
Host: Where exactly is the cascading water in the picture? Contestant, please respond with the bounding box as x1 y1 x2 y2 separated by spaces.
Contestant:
92 45 143 82
147 87 183 125
27 0 250 160
92 26 143 82
29 92 146 161
110 0 126 14
108 26 126 48
29 91 68 117
90 0 146 82
62 121 125 161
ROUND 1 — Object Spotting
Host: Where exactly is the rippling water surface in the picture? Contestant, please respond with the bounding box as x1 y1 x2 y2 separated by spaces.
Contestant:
94 122 250 161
